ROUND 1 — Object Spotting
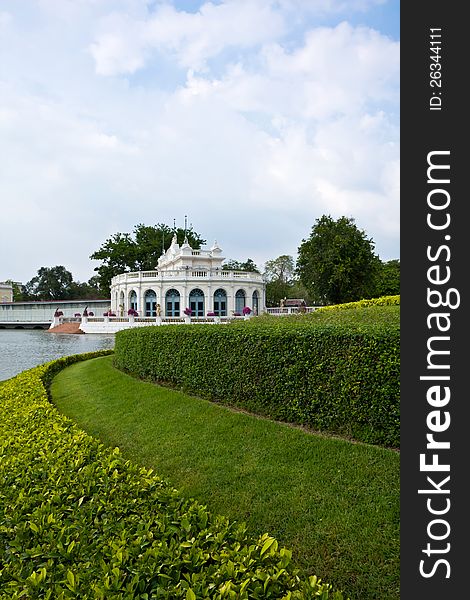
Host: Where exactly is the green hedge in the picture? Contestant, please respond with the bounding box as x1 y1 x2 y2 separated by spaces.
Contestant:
0 352 346 599
315 295 400 312
114 306 399 448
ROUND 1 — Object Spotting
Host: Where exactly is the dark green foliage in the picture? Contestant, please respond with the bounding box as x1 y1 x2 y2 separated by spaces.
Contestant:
0 353 346 599
90 223 206 295
222 258 260 272
297 215 380 304
23 267 107 301
114 305 400 447
24 266 74 300
373 260 400 297
263 255 311 307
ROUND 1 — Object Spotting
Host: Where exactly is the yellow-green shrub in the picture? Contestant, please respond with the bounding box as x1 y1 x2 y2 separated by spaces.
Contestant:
315 295 400 312
0 352 347 599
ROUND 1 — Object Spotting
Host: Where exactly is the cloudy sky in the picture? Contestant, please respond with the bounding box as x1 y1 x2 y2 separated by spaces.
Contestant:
0 0 399 285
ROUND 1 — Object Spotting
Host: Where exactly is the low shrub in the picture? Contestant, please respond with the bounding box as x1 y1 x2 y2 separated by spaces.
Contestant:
315 295 400 312
114 303 399 447
0 353 346 599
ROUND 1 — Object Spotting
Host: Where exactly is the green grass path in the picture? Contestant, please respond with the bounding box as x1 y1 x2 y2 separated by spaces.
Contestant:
51 355 399 600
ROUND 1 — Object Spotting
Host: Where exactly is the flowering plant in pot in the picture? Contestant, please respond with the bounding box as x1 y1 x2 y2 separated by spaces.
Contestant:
74 313 81 318
242 306 252 316
183 307 193 316
207 311 216 317
128 308 139 317
88 311 94 316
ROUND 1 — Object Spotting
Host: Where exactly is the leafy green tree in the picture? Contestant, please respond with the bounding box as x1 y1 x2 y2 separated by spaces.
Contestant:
222 258 260 272
373 259 400 297
288 280 311 304
24 266 74 300
67 279 108 300
297 215 380 304
264 255 311 307
264 255 295 284
264 255 295 307
90 223 206 295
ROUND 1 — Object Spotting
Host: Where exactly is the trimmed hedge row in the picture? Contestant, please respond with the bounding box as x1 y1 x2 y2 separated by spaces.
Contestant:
114 307 399 447
0 352 346 599
315 295 400 313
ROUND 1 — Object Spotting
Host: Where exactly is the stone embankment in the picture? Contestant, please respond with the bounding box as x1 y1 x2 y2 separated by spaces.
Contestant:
47 322 84 334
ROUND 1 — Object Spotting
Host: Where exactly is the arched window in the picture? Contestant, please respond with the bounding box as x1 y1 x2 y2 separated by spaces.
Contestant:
235 289 246 314
252 290 259 315
129 291 138 311
213 288 227 316
165 289 180 317
189 288 204 317
119 291 125 315
144 290 157 317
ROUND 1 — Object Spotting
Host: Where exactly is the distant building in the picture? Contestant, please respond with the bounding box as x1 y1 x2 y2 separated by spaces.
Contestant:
0 282 13 304
282 298 306 307
0 299 111 329
110 235 266 317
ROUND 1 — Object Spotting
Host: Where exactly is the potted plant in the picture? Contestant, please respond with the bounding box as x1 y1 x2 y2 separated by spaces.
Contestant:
52 309 63 325
242 306 252 320
183 307 192 323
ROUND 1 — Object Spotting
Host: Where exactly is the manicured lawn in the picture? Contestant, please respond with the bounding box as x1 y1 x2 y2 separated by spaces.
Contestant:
51 355 400 600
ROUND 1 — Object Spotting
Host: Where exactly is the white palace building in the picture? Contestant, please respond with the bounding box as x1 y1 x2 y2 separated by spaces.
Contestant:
2 237 317 334
109 235 266 320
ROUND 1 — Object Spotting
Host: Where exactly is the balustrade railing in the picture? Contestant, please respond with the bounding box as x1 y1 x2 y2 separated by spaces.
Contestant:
112 269 264 284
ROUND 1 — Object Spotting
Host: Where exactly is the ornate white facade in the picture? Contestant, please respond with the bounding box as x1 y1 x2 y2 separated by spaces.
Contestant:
0 282 13 304
110 236 266 318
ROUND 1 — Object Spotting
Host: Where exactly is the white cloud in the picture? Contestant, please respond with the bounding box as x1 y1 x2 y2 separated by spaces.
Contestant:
90 1 285 75
174 21 399 125
0 10 12 27
0 0 399 283
262 22 399 117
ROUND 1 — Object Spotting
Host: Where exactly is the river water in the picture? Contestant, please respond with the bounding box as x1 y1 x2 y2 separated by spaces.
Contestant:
0 329 115 381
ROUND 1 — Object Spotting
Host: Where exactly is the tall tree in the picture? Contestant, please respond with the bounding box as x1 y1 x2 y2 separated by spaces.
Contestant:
24 266 74 300
263 255 295 307
297 215 380 304
264 255 295 284
373 259 400 297
90 223 206 295
263 255 311 307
